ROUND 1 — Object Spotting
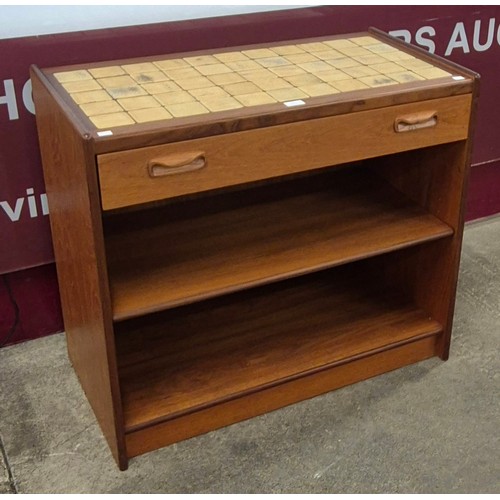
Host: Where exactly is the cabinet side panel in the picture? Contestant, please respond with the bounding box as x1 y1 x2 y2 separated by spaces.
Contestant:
31 68 127 469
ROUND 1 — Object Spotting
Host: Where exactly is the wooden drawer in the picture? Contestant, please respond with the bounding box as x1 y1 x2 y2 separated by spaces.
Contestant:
97 94 471 210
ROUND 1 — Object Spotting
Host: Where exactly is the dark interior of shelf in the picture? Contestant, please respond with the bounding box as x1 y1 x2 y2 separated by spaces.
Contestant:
115 264 442 432
104 165 453 321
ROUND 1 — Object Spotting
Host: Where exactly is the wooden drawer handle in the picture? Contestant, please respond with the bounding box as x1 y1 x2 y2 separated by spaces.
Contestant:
394 111 437 133
148 152 206 177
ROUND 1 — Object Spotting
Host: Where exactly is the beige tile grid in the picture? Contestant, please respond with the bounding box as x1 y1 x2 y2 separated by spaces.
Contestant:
54 36 452 129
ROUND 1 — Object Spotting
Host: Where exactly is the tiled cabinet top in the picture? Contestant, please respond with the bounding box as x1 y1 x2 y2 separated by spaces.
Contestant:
48 33 458 131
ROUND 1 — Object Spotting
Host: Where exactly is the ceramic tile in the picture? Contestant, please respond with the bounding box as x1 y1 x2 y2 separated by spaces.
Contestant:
324 39 357 49
97 75 136 89
327 57 361 69
121 62 158 74
128 107 172 123
267 87 309 102
184 55 220 66
176 76 214 91
270 45 305 56
130 71 170 84
88 66 125 78
366 42 398 54
380 51 416 62
165 101 209 117
213 52 250 63
284 53 319 64
255 57 291 68
142 81 182 94
71 90 112 104
314 69 352 83
253 78 292 91
235 92 277 106
208 73 246 85
54 70 92 83
398 59 433 70
350 36 379 46
116 95 161 111
189 86 229 100
226 60 261 72
106 86 148 99
331 79 370 92
223 81 261 96
62 80 102 93
336 46 372 57
297 42 331 52
242 48 276 59
239 69 276 82
199 96 243 112
89 112 134 128
155 91 196 106
311 49 345 61
298 60 334 73
197 63 232 76
299 83 340 97
343 65 381 78
369 62 406 74
154 59 190 70
358 75 398 87
80 100 123 116
389 71 425 83
413 67 452 79
162 67 201 80
268 65 307 77
284 73 323 86
352 54 387 65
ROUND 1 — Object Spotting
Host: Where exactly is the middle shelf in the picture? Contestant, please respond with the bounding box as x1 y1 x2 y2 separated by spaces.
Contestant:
103 166 453 321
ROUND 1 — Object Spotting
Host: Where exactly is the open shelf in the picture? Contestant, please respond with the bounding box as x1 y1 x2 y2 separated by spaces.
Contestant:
115 267 442 432
104 167 453 321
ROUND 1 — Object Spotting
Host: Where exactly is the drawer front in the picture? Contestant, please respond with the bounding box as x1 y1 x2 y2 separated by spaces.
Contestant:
98 94 471 210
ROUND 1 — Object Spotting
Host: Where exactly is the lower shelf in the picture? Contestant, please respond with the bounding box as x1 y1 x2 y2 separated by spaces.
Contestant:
115 268 442 437
125 335 438 458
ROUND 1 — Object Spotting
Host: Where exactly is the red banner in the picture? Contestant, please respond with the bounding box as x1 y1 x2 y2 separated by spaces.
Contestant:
1 6 500 274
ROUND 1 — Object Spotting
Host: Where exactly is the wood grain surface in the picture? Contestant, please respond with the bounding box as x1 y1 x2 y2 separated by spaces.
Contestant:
125 335 437 458
31 28 478 466
104 167 453 320
97 94 471 210
371 140 476 360
115 267 442 431
30 67 128 469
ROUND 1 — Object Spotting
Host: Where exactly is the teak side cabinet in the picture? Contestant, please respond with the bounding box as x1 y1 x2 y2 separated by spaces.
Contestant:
31 29 479 470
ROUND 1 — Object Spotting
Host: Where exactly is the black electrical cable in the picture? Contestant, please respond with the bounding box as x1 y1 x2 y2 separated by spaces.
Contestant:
0 275 19 348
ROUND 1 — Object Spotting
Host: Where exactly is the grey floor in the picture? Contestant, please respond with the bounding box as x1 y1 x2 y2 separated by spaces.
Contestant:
1 217 499 494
